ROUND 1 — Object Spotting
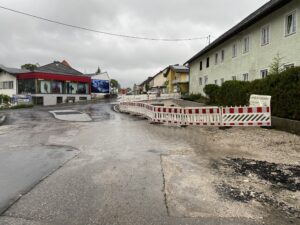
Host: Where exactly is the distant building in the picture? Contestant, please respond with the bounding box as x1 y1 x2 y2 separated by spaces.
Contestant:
0 61 91 105
186 0 300 95
150 68 168 94
164 65 189 94
0 65 28 97
139 77 153 94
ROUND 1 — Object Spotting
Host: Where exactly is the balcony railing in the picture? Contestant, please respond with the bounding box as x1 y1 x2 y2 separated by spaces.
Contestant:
172 77 189 84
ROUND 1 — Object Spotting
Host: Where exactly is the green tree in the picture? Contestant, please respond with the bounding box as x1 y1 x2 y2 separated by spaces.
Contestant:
21 63 39 71
269 53 284 75
110 79 120 89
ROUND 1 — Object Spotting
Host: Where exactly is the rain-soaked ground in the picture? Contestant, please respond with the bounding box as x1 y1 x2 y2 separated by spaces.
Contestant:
0 100 299 225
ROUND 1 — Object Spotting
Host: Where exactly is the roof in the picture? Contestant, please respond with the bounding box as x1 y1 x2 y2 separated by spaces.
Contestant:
170 65 189 73
36 61 83 76
185 0 292 64
139 76 153 86
0 64 30 75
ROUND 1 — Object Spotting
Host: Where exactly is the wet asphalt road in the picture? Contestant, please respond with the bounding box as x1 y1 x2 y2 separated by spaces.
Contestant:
0 101 262 225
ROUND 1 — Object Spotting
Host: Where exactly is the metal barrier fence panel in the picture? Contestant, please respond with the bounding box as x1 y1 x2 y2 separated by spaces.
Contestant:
118 102 272 127
182 107 222 126
153 106 183 124
222 106 271 126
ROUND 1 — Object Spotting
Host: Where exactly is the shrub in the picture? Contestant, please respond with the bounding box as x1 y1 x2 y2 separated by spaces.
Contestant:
201 67 300 120
0 94 10 104
10 104 34 109
203 84 220 105
182 93 208 104
218 81 250 107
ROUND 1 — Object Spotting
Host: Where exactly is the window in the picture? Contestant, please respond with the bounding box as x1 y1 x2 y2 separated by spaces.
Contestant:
243 36 250 53
204 76 208 84
0 81 14 89
220 78 225 85
232 44 237 58
243 73 249 81
214 80 218 85
206 57 210 68
285 11 296 36
199 77 203 85
215 53 218 65
18 79 36 94
232 76 237 81
261 69 268 79
284 64 295 70
261 25 270 45
200 61 203 71
221 50 225 62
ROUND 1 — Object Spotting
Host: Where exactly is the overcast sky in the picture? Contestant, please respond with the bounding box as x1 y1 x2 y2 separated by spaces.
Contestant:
0 0 268 87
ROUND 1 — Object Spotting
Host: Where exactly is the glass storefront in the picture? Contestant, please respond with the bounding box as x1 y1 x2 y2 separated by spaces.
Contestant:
18 79 36 94
18 79 89 95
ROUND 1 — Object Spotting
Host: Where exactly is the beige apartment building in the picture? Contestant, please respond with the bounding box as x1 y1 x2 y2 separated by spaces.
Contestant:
187 0 299 95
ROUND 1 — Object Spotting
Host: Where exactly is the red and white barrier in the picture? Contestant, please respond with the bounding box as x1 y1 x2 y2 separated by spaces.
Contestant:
118 102 271 127
222 106 271 126
153 106 183 124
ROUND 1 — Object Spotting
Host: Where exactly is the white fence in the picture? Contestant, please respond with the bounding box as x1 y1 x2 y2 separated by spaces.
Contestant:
119 93 181 102
119 102 271 127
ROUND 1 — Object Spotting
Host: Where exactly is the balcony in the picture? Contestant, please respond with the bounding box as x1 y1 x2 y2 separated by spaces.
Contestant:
172 77 189 84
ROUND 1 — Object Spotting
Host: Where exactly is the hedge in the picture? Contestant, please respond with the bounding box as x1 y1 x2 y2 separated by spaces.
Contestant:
204 67 300 121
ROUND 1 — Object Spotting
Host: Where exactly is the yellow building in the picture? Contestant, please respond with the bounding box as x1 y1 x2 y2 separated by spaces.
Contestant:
164 65 189 94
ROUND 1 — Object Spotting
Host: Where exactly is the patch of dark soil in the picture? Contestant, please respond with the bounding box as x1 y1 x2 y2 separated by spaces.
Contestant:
224 158 300 192
216 183 300 218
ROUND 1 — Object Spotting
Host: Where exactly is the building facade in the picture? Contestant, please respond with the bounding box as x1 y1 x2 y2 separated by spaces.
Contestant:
187 0 299 95
164 65 189 94
150 68 167 94
0 61 92 105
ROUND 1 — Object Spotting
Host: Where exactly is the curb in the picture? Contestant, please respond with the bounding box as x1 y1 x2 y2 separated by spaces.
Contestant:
0 115 6 125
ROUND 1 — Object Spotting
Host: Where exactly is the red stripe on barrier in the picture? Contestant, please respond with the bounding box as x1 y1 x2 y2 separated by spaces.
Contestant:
230 123 235 126
196 123 200 125
248 108 253 113
211 123 215 126
189 109 192 114
202 109 206 114
229 108 234 114
248 122 253 126
223 108 225 114
174 109 177 113
158 108 161 112
190 123 193 125
257 107 262 113
267 107 270 113
267 122 270 126
217 108 220 114
195 109 199 114
163 108 166 113
169 108 172 113
210 108 214 114
239 123 244 126
203 123 207 125
258 122 263 126
238 108 243 113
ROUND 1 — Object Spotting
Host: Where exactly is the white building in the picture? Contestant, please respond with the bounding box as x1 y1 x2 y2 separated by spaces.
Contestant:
187 0 299 95
0 65 28 97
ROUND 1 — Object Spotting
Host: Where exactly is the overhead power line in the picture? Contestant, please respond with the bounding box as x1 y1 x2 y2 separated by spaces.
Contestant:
0 5 209 42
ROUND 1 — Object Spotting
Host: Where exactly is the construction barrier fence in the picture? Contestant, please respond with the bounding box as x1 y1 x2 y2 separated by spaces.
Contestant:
119 101 271 127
